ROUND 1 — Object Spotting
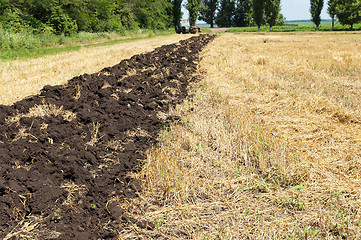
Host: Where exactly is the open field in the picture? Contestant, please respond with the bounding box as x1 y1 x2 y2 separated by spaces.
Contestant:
1 32 361 239
119 32 361 239
0 34 193 106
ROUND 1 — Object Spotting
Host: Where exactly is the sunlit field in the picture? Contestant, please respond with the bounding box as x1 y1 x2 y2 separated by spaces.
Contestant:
121 32 361 239
0 34 192 105
2 31 361 239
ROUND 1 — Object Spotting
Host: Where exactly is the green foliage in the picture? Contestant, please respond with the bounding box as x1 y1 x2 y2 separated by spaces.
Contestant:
0 7 31 32
327 0 337 19
0 0 171 35
154 213 167 229
276 13 285 26
264 0 281 30
0 28 116 51
199 0 218 28
335 0 361 29
233 0 252 27
115 2 138 31
0 28 41 49
0 29 173 60
252 0 264 30
133 0 172 30
187 0 202 25
310 0 324 29
327 0 337 29
215 0 235 27
0 0 9 15
48 5 78 35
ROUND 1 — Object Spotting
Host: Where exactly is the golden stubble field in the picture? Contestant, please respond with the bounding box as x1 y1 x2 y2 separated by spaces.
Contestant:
0 34 193 105
119 32 361 239
2 32 361 239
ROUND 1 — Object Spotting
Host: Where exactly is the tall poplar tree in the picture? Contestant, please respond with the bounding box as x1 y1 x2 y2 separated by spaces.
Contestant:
215 0 235 27
265 0 281 31
172 0 182 29
186 0 202 25
327 0 336 30
199 0 218 28
233 0 252 27
252 0 264 31
310 0 324 30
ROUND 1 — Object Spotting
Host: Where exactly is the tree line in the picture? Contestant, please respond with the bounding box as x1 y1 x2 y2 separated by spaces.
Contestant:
1 0 360 36
0 0 173 35
182 0 361 30
184 0 284 29
312 0 361 30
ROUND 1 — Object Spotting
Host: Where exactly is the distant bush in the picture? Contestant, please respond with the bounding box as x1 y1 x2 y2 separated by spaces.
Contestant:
0 29 42 49
0 29 125 50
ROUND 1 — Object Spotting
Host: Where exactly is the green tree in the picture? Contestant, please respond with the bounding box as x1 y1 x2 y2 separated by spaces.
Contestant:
199 0 218 28
264 0 281 31
276 13 285 26
327 0 337 30
172 0 182 29
187 0 202 25
114 1 138 31
134 0 172 29
0 0 9 15
48 4 78 35
335 0 361 30
215 0 235 27
61 0 90 32
233 0 252 27
252 0 264 31
310 0 324 30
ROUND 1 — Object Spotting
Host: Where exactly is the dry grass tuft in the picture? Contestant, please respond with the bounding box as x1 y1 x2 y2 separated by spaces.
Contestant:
87 122 101 146
6 101 76 125
4 216 61 240
27 102 76 121
73 84 82 99
60 181 87 206
119 33 361 239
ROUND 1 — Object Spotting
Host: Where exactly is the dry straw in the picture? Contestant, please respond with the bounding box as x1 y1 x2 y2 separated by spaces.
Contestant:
3 32 361 239
120 33 361 239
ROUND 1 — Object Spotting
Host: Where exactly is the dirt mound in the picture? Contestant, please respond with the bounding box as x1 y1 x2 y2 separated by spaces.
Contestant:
0 34 215 239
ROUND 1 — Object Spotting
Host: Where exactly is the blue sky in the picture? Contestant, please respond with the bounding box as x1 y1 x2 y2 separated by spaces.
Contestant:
182 0 330 21
282 0 329 20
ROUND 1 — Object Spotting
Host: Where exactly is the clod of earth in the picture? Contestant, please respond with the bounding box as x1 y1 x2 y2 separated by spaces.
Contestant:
0 34 216 239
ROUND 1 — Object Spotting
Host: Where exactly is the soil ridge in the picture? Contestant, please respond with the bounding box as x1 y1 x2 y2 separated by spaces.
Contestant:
0 34 215 239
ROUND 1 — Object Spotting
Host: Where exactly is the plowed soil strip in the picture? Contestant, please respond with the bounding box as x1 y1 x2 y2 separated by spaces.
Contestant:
0 34 215 239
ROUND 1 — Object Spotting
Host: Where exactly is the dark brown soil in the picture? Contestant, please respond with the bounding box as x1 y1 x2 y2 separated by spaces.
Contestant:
0 34 215 239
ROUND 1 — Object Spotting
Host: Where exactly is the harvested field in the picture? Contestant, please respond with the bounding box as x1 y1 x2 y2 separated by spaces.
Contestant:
2 32 361 240
117 33 361 239
0 34 215 239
